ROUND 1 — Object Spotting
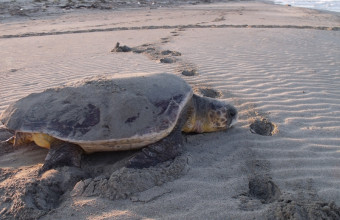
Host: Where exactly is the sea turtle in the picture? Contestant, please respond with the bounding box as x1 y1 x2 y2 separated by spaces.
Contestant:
0 73 237 173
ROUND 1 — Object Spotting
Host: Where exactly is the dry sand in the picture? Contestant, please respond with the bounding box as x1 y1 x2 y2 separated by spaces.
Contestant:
0 1 340 219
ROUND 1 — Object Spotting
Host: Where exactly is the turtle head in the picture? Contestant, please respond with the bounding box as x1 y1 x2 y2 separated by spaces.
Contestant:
182 94 238 133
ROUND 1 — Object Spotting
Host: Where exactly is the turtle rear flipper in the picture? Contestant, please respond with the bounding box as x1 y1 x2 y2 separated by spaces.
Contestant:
40 141 84 174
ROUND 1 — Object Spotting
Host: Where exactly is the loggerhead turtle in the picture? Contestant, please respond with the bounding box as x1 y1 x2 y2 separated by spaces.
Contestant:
0 73 237 173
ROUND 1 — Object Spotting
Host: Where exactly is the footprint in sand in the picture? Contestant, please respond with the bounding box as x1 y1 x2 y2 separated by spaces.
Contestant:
111 41 182 65
161 50 181 56
170 31 180 37
159 57 177 63
250 118 277 136
111 42 132 52
194 87 222 98
161 37 170 43
181 69 198 76
248 176 281 204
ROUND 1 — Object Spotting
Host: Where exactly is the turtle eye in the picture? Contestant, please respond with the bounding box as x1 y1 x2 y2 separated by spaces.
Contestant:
228 107 237 118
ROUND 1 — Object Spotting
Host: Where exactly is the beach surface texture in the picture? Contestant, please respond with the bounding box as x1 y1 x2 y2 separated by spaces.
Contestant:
0 1 340 219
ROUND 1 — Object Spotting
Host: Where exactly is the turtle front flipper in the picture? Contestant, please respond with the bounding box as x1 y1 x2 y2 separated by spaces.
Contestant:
40 140 84 174
127 129 184 169
127 98 192 169
126 119 183 169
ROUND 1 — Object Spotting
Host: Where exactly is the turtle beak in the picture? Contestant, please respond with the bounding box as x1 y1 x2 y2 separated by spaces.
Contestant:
228 106 238 128
229 117 238 128
229 114 238 128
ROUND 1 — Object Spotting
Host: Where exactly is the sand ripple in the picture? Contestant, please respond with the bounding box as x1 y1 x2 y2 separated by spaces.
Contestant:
168 27 340 205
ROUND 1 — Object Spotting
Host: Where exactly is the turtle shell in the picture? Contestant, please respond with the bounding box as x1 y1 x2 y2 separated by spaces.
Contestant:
0 73 193 153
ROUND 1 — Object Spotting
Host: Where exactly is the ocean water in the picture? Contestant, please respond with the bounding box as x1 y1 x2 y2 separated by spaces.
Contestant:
272 0 340 12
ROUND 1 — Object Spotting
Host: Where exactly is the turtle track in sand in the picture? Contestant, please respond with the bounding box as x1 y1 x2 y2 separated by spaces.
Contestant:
111 30 227 99
111 28 198 78
234 154 340 219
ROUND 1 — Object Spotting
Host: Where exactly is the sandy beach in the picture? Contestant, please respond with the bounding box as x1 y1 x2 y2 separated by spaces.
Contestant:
0 1 340 219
